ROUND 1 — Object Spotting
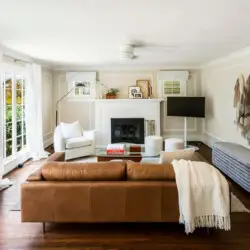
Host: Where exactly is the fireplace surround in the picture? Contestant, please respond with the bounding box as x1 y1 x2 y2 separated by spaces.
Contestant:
94 99 162 146
111 118 144 144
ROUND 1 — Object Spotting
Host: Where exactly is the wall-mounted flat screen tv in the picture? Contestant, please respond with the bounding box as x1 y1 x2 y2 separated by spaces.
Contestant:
167 97 205 118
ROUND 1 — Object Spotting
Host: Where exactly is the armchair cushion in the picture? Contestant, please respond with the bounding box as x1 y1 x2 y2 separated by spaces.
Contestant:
65 137 92 149
60 121 82 139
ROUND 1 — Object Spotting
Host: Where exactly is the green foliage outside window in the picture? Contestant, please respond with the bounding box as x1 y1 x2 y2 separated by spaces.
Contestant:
6 140 12 157
6 105 12 122
3 77 26 157
6 123 12 141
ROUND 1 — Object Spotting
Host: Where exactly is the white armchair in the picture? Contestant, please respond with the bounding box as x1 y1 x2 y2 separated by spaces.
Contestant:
54 125 96 160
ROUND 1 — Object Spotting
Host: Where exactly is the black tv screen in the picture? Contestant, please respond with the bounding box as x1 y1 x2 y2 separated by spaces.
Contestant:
167 97 205 118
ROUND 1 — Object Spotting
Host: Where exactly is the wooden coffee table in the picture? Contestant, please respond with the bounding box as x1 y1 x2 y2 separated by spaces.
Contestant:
95 148 142 162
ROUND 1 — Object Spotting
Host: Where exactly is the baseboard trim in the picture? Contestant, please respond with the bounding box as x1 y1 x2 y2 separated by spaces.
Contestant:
202 131 224 148
162 134 203 142
44 137 53 149
3 152 30 175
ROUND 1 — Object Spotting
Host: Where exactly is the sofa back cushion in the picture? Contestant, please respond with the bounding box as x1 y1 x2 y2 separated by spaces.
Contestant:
42 161 126 181
127 161 175 180
46 152 65 162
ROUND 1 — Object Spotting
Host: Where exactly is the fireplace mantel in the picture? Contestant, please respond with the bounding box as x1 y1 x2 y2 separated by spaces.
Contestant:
94 98 163 103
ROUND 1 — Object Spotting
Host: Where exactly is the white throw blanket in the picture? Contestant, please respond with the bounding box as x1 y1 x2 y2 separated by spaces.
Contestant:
172 159 231 234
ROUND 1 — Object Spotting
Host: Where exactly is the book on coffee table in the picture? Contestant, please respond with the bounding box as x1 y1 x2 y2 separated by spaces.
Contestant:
106 144 125 154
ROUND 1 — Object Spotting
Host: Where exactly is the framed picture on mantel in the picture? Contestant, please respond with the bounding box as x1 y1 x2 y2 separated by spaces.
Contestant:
136 80 150 98
128 86 141 98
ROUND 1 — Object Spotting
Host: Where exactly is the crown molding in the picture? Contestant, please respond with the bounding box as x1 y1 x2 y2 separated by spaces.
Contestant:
1 45 33 63
201 46 250 69
51 63 201 72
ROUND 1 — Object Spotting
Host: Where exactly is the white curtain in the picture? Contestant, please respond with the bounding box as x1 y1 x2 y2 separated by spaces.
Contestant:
26 63 49 160
0 45 3 182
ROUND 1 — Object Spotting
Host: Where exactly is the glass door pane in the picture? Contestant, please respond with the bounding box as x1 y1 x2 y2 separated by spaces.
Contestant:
4 75 13 158
2 73 27 159
16 76 26 152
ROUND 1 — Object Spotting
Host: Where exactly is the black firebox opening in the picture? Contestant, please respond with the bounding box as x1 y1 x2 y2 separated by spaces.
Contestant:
111 118 144 144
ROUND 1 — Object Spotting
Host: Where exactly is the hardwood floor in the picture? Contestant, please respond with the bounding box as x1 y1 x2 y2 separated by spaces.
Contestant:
1 144 250 250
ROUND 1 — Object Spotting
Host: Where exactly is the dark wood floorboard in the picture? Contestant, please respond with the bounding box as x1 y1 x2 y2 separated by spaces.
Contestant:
0 143 250 250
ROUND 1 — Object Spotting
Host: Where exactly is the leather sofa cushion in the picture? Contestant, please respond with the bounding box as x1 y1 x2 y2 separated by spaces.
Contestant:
27 168 43 181
27 152 65 182
42 161 126 181
65 137 92 149
127 161 175 180
47 152 65 162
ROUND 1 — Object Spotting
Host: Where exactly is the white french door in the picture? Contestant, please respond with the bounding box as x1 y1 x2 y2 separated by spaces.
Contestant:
1 69 27 164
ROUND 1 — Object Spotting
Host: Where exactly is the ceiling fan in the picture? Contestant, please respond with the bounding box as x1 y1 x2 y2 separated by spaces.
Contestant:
119 41 180 60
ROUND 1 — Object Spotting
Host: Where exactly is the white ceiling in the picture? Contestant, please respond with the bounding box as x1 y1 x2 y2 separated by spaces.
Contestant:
1 0 250 69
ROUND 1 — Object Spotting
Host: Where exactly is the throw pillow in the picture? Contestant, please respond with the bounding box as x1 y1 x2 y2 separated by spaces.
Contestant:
159 148 195 164
60 121 82 139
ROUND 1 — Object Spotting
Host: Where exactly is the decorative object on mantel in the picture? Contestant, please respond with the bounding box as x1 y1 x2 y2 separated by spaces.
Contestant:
233 74 250 144
98 81 109 99
128 86 141 98
106 88 119 99
136 80 150 98
148 84 153 99
133 92 142 98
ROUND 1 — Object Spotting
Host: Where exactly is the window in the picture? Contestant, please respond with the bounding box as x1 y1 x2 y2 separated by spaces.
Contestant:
157 71 189 98
16 76 26 152
163 80 181 95
2 73 27 159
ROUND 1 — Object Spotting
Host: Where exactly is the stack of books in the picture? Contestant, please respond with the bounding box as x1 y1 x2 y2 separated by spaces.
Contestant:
106 144 125 154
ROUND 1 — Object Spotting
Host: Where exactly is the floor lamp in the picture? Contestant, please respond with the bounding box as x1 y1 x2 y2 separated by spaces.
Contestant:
56 83 85 126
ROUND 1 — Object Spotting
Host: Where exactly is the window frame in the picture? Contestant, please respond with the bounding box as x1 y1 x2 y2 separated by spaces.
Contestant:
1 65 27 162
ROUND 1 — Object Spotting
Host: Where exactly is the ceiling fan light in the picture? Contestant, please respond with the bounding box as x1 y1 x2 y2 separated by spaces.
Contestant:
119 52 134 60
120 44 133 53
119 44 135 60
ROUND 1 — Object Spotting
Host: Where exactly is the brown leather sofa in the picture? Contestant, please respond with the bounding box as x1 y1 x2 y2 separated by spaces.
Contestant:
21 152 179 231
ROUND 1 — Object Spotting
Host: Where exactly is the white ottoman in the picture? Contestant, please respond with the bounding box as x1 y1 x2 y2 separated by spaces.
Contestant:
165 138 184 152
145 136 163 157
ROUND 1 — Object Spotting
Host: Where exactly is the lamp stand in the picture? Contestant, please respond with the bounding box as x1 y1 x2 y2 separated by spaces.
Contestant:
55 87 75 126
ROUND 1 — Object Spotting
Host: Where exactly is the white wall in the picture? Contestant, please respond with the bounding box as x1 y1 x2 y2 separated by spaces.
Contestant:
201 48 250 148
42 68 54 148
53 69 202 141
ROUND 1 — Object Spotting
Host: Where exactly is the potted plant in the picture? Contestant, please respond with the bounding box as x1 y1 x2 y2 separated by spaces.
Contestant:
106 88 119 99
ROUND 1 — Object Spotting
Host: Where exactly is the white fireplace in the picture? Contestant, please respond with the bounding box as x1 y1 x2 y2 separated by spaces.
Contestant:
94 99 162 146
